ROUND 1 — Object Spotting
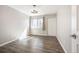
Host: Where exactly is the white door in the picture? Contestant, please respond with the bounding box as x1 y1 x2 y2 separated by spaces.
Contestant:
71 5 79 53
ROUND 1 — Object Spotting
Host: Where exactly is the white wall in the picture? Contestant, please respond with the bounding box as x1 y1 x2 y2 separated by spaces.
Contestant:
57 6 71 52
78 6 79 31
0 6 29 44
46 14 57 36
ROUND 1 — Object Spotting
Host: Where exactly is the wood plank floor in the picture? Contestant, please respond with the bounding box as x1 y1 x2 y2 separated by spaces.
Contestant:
0 36 64 53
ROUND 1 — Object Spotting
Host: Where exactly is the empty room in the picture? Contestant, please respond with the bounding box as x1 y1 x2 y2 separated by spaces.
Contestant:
0 5 78 53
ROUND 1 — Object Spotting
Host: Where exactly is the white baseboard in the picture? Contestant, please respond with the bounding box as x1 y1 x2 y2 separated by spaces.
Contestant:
0 39 17 47
31 34 56 37
0 36 33 47
57 38 67 53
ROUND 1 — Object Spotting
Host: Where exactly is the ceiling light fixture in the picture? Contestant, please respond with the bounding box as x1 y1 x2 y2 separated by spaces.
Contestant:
31 5 38 14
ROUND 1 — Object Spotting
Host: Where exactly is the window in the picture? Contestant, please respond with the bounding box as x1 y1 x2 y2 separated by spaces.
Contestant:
31 16 43 29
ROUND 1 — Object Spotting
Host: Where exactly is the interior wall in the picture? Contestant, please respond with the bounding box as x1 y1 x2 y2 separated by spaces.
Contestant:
0 5 29 44
77 6 79 31
57 6 71 52
46 14 57 36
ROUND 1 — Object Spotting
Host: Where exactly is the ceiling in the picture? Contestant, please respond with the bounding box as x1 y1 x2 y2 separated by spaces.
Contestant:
8 5 60 16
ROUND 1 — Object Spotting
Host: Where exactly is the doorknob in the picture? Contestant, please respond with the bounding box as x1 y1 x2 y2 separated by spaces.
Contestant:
71 34 77 39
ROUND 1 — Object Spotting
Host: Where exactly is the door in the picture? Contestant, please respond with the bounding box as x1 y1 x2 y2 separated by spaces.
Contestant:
71 5 79 53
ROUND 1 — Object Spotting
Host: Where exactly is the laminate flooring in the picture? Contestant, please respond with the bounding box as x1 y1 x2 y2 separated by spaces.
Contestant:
0 36 64 53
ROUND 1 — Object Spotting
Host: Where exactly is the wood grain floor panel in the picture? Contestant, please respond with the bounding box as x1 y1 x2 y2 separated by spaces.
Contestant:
0 36 64 53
